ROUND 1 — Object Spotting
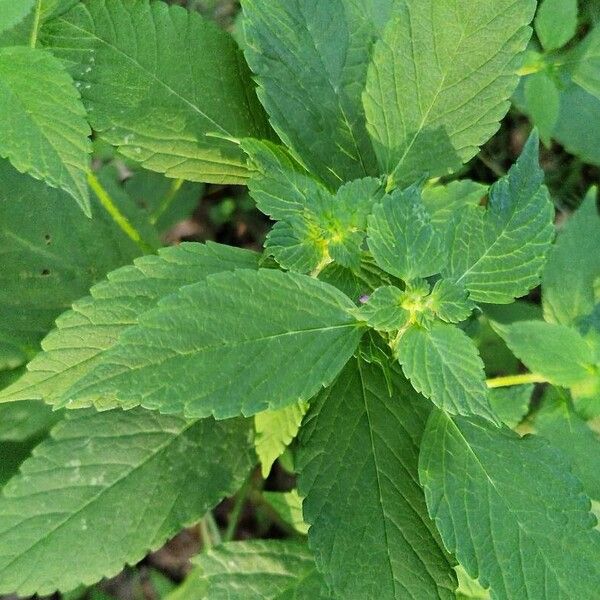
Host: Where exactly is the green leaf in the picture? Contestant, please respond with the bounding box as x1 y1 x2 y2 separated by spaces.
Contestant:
543 190 600 326
428 280 474 324
524 72 560 146
191 540 332 599
353 286 410 332
43 0 270 185
0 242 259 406
0 161 145 357
241 0 391 187
535 0 578 51
454 566 489 600
419 411 600 600
534 388 600 501
0 401 61 442
444 131 554 303
367 186 444 281
573 27 600 100
397 322 497 423
489 385 533 429
0 0 35 34
298 359 456 599
62 270 364 418
0 46 91 213
363 0 535 186
263 490 308 535
493 320 598 387
0 409 254 596
254 402 308 478
421 180 488 238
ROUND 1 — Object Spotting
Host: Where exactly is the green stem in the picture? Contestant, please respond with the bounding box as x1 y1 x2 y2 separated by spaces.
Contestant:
224 475 253 542
199 512 221 551
150 178 184 225
486 373 548 389
29 0 43 49
87 172 154 254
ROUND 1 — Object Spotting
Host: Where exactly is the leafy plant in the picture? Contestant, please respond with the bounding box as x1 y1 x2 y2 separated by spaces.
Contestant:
0 1 599 599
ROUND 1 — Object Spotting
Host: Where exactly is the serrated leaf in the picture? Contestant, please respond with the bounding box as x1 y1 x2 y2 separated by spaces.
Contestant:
263 491 308 535
363 0 535 186
255 402 308 478
428 280 474 324
0 0 35 34
0 46 91 213
397 322 497 423
0 409 254 596
535 0 578 51
444 132 554 303
63 270 364 418
367 186 445 281
489 385 533 429
543 190 600 326
524 72 560 146
493 320 598 387
242 0 391 187
0 242 259 406
42 0 270 185
298 359 457 599
419 411 600 600
534 388 600 501
191 540 331 599
0 161 146 357
353 286 410 332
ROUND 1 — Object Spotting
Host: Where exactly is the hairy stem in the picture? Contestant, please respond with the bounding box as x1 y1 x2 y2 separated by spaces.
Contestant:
486 373 548 388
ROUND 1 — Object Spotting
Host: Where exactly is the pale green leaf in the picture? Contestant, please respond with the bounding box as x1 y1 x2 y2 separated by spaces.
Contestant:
191 540 332 599
0 409 254 596
428 280 474 324
535 0 578 51
62 270 364 418
263 491 308 535
0 242 259 406
255 402 308 478
444 132 554 303
397 322 497 423
543 190 600 326
0 161 145 357
363 0 535 186
493 320 598 387
353 286 410 332
455 566 489 600
0 46 91 213
367 186 444 281
43 0 270 185
524 72 560 146
534 388 600 501
0 0 35 34
489 385 533 429
419 411 600 600
299 359 457 599
242 0 392 187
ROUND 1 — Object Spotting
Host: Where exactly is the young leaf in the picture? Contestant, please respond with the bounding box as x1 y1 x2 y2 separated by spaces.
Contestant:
0 161 146 357
534 0 578 51
428 279 475 324
0 46 91 213
298 359 457 599
419 411 600 600
363 0 535 186
0 243 259 406
353 286 410 332
489 385 533 429
367 186 445 281
397 322 497 424
492 320 598 387
524 72 560 146
263 491 309 535
191 540 331 599
0 0 35 34
242 0 390 187
543 190 600 326
42 0 270 185
63 270 364 418
254 402 308 478
0 409 255 596
444 132 554 303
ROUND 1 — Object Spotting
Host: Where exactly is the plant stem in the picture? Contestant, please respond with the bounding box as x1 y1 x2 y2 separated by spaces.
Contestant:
87 171 154 254
199 512 221 551
150 178 184 225
29 0 43 49
486 373 548 389
224 474 253 542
